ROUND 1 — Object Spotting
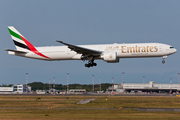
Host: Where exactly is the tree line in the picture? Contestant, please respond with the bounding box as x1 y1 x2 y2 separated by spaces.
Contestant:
28 82 112 92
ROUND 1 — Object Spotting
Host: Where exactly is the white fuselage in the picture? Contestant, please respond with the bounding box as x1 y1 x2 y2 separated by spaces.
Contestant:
8 43 177 61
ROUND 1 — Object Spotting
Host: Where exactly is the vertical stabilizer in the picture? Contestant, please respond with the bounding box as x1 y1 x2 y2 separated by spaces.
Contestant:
8 26 30 52
7 26 50 59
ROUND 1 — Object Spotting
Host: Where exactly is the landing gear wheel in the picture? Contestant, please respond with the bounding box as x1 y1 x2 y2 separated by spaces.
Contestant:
85 64 90 68
93 63 97 66
84 62 97 68
90 63 93 67
162 60 165 64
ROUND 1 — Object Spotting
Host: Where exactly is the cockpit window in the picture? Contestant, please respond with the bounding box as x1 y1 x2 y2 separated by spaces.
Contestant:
170 47 174 49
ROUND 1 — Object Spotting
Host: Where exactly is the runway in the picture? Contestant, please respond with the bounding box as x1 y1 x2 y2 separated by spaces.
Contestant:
0 107 180 112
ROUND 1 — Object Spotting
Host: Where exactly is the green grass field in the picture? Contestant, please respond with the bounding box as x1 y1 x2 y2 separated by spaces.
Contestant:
0 95 180 120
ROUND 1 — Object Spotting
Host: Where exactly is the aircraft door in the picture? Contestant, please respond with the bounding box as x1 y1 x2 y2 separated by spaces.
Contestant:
159 45 163 52
66 48 71 55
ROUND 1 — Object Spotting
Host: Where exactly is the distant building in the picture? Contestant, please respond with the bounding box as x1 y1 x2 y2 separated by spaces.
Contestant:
0 87 13 94
107 84 123 93
107 81 180 94
97 91 104 93
13 84 31 94
123 81 180 93
69 89 86 94
36 90 46 94
0 84 31 94
57 90 66 94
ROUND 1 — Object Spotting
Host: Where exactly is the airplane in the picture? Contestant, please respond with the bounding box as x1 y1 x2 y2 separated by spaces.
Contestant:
5 26 177 68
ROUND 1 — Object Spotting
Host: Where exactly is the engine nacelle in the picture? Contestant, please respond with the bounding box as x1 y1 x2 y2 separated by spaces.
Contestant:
102 52 119 63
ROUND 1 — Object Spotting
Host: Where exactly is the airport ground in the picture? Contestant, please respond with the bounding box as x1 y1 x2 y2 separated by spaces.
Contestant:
0 95 180 120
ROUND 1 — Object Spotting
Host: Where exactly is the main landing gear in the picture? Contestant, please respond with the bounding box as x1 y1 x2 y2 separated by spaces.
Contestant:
84 57 97 68
85 62 97 68
162 56 167 64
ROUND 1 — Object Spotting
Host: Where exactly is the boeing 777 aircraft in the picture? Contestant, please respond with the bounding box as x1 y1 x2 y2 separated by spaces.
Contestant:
5 26 177 68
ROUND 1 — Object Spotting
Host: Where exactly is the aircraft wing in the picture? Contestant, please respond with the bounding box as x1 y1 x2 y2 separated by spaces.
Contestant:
56 41 102 56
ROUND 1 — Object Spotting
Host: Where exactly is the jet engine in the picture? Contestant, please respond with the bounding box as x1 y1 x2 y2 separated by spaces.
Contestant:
102 52 119 63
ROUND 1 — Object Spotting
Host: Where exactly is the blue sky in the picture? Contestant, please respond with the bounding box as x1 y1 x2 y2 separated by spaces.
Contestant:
0 0 180 85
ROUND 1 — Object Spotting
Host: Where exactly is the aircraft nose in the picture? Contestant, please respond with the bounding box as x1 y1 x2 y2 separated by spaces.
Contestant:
174 48 177 53
169 46 177 54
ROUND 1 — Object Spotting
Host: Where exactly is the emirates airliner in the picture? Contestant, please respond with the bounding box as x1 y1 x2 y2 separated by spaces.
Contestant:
5 26 177 68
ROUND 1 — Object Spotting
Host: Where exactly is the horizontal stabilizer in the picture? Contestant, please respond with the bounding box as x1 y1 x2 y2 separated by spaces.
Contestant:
4 49 27 54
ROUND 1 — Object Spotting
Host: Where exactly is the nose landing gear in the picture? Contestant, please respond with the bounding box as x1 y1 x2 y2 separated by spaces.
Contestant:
162 56 167 64
162 60 165 64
